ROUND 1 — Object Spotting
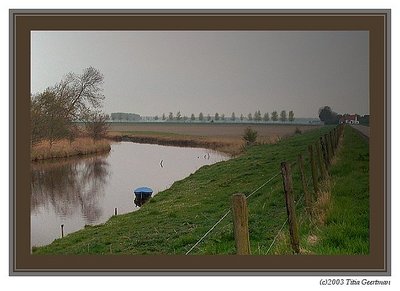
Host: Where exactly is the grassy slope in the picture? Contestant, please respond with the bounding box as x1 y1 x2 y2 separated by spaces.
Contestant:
270 126 369 255
33 125 368 255
310 126 369 254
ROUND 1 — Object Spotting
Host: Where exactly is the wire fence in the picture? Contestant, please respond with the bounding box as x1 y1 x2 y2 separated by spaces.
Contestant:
185 124 344 255
185 171 282 255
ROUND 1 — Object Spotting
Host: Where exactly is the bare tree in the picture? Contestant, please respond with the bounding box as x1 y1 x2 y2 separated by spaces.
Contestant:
53 67 105 120
31 67 106 146
84 112 109 142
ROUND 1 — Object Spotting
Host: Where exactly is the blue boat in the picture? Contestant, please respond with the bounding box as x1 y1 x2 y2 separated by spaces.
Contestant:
133 187 153 199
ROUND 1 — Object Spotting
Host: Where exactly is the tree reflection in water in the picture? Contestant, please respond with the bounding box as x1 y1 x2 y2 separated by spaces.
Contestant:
31 153 110 224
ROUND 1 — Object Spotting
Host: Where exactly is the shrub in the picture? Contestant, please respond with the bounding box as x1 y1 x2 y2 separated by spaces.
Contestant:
295 127 302 135
243 127 258 145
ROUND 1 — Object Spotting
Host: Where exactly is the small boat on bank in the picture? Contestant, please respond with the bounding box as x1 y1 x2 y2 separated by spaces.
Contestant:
133 187 153 198
133 187 153 207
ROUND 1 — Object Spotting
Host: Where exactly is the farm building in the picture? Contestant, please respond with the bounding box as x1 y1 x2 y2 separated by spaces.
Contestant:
339 114 359 124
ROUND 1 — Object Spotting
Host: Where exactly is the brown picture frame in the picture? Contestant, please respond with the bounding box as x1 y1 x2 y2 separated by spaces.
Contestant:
10 9 390 275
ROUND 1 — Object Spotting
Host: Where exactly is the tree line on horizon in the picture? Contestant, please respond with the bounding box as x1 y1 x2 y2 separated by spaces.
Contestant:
110 110 295 122
159 110 294 122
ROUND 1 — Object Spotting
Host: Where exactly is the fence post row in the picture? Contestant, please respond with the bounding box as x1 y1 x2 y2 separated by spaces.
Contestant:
329 131 335 156
232 193 251 255
324 134 331 165
315 140 327 179
280 162 300 254
320 136 329 170
273 126 343 255
229 126 344 255
333 127 337 149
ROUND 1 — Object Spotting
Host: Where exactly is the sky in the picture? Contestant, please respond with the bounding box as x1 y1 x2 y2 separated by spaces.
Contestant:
31 30 369 118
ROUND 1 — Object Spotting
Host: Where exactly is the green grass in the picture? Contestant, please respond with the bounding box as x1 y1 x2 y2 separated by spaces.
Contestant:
269 126 369 255
310 127 369 254
33 125 368 255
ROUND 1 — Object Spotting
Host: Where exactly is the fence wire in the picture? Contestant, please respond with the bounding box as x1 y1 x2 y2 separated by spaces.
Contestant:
185 171 281 255
265 175 312 254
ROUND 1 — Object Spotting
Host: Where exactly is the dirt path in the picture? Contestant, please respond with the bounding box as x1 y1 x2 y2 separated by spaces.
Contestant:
351 125 370 140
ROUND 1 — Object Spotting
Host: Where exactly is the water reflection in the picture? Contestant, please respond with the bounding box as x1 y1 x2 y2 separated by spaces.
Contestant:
31 142 229 247
31 154 110 223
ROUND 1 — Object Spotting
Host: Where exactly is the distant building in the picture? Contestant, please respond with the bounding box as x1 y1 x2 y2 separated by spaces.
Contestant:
339 114 359 124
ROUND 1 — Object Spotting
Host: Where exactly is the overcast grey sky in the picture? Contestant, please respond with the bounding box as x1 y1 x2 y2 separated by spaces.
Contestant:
31 31 369 118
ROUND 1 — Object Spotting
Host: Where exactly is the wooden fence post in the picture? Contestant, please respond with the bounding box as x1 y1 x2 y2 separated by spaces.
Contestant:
308 144 319 195
333 128 338 149
324 134 331 164
335 126 339 145
315 140 327 179
232 193 251 255
280 162 300 254
329 131 335 156
320 136 329 170
298 154 312 217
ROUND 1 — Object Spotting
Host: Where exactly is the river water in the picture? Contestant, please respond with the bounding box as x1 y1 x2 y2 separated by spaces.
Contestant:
31 142 229 247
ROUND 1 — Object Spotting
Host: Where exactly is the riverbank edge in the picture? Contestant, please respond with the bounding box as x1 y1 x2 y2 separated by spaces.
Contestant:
112 134 243 156
31 138 112 161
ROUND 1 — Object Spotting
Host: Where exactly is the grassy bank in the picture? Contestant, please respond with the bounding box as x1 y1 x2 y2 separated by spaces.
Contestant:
270 126 369 255
31 138 111 161
33 125 368 255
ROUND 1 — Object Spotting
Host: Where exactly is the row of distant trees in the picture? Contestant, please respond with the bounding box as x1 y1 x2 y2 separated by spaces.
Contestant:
151 110 295 122
111 112 140 121
31 67 109 147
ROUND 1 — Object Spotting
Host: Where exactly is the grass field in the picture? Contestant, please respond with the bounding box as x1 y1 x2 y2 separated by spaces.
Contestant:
32 125 369 255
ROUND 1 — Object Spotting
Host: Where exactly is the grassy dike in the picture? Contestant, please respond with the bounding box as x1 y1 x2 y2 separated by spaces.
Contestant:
309 126 369 254
33 125 368 255
271 126 369 255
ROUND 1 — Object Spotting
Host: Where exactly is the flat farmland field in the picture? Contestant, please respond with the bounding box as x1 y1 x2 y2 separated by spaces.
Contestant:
108 123 322 156
109 122 319 137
